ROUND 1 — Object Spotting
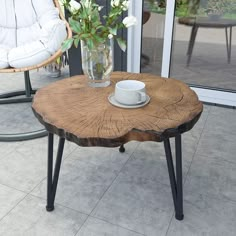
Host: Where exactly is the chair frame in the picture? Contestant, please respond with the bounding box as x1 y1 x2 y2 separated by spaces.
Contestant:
0 0 72 141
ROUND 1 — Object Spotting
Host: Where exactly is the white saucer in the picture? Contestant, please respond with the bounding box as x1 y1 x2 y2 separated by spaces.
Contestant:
108 93 150 109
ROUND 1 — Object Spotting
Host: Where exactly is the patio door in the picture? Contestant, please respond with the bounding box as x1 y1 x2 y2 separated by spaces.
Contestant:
128 0 236 106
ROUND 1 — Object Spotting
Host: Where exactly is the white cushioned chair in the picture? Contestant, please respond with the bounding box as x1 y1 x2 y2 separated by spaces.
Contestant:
0 0 72 141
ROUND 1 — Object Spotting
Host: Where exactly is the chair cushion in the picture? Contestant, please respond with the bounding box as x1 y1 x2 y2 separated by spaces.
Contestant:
8 41 51 69
9 19 67 68
0 0 16 48
0 46 10 69
0 0 67 69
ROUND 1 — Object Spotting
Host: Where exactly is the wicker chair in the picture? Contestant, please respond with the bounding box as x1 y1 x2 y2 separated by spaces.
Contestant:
0 0 72 141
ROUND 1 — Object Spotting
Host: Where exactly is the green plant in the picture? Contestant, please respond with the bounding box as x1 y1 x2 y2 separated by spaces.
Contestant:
197 0 236 16
61 0 137 52
205 0 226 15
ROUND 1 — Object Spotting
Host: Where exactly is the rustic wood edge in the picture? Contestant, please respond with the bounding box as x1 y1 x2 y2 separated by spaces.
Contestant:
32 107 202 147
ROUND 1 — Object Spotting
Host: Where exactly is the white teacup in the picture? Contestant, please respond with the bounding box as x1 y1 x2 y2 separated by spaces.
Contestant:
115 80 146 105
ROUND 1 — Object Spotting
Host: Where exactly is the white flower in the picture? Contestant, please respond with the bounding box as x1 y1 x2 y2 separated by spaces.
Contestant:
108 34 113 39
69 0 81 13
122 15 137 28
83 0 91 8
122 0 130 11
98 6 103 11
111 0 120 7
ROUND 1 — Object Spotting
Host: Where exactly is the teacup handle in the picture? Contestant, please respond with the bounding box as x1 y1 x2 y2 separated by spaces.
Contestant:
137 91 146 104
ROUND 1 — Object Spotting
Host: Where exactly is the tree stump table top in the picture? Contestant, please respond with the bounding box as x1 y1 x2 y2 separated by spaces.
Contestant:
32 72 203 147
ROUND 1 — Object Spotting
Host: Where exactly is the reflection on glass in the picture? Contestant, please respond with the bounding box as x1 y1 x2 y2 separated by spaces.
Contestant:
171 0 236 91
141 0 166 75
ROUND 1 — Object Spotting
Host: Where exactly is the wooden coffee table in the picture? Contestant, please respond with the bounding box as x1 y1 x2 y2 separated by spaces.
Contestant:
32 72 203 220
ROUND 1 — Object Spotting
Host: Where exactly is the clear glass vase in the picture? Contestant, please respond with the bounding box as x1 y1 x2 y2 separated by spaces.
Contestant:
81 39 113 87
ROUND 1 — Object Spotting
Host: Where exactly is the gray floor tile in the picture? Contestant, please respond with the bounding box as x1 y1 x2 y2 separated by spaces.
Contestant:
196 132 236 164
0 147 47 192
0 142 22 160
185 104 211 138
184 154 236 203
31 151 120 214
67 145 131 174
202 105 236 136
167 193 236 236
0 184 26 220
0 195 87 236
0 103 30 123
92 173 174 236
171 131 201 157
0 73 26 91
208 105 236 128
0 111 44 133
16 136 78 160
76 217 144 236
124 140 195 187
196 106 236 164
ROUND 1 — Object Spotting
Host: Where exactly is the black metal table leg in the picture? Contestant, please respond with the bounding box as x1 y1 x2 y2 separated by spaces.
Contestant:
164 135 184 220
187 25 198 66
46 133 65 212
119 144 125 153
225 26 232 64
46 133 54 211
175 134 183 220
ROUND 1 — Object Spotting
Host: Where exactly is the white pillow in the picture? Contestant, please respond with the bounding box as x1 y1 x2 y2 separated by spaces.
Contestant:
32 0 59 27
0 0 17 47
0 46 10 69
40 19 67 54
8 41 51 68
9 18 67 68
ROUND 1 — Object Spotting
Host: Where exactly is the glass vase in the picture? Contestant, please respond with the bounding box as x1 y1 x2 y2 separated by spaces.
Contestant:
81 39 113 87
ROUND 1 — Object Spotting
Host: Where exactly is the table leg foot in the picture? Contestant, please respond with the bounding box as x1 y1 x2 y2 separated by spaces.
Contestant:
175 213 184 221
119 144 125 153
46 205 54 212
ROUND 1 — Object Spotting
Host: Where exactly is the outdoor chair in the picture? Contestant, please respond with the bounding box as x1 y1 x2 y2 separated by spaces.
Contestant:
0 0 72 141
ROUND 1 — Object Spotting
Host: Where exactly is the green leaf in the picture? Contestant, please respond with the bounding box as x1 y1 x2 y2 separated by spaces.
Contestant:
93 34 104 43
87 39 94 50
69 18 81 33
74 38 80 48
61 38 74 52
109 26 117 35
80 33 91 39
116 38 126 52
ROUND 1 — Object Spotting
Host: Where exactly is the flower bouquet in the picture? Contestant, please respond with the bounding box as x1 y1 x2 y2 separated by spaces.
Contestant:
62 0 137 87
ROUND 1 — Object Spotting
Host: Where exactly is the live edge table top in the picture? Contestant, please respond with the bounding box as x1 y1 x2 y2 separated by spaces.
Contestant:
32 72 203 147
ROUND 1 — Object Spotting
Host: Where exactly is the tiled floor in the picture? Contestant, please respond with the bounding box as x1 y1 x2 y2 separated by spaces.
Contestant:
0 68 236 235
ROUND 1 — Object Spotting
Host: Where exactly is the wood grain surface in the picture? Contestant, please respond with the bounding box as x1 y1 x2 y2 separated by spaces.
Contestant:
32 72 203 147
